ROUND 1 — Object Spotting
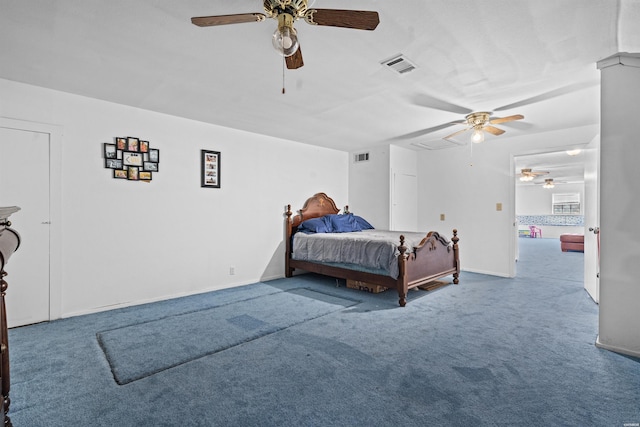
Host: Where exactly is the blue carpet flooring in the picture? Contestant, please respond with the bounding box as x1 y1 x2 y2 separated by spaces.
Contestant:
7 238 640 426
98 289 357 384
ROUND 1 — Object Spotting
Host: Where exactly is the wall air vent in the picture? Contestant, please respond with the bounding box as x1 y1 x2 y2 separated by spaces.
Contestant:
354 152 370 163
381 54 417 75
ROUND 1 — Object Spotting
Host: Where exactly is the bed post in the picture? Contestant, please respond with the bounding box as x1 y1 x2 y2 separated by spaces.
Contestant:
285 205 294 278
452 229 460 284
397 235 408 307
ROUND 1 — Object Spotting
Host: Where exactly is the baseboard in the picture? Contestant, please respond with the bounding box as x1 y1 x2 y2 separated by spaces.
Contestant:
595 335 640 359
461 267 512 278
62 278 269 320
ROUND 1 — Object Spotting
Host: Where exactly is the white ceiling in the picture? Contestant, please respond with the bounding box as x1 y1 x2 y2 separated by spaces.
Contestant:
515 149 587 187
1 0 639 159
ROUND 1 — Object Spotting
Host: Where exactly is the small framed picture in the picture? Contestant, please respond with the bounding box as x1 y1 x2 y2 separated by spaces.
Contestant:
201 150 220 188
143 162 158 172
139 171 152 181
139 140 149 153
123 151 143 167
148 148 160 163
116 137 127 151
104 143 117 159
105 158 123 169
127 137 140 152
114 169 128 179
127 166 139 181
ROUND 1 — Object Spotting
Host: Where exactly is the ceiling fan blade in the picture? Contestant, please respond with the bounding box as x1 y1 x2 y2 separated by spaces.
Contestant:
493 80 598 111
191 13 266 27
391 121 463 141
444 128 470 140
306 9 380 30
483 125 506 136
489 114 524 125
286 47 304 70
412 94 473 115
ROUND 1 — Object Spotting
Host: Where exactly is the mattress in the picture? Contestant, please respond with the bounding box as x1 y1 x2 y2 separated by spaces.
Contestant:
291 230 430 279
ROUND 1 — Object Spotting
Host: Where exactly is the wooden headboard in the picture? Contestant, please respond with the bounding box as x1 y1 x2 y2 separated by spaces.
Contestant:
286 192 341 228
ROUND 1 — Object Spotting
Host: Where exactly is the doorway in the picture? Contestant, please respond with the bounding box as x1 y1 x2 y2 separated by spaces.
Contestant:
513 149 594 288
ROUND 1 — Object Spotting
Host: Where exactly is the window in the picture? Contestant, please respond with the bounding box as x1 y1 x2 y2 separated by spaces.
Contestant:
552 193 581 215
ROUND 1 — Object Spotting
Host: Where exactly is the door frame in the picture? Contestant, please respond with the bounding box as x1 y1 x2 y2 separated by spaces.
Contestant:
583 135 600 302
0 117 63 322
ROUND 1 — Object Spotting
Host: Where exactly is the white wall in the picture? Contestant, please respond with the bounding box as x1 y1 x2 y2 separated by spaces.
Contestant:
0 78 348 318
516 183 584 215
596 53 640 358
417 126 599 277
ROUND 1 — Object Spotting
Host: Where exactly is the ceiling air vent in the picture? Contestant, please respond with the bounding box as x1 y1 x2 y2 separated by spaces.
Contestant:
354 152 370 163
381 54 417 75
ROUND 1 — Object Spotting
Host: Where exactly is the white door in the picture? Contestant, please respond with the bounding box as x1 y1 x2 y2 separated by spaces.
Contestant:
0 127 51 327
583 136 600 302
392 172 417 231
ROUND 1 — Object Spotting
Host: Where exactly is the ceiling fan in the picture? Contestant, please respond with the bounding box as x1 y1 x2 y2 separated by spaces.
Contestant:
443 112 525 143
191 0 380 70
541 178 561 188
518 168 549 182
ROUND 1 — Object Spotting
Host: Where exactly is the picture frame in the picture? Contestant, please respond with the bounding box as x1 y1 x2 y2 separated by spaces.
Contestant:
105 158 123 169
127 166 139 181
143 162 158 172
116 137 127 151
201 150 220 188
123 151 143 167
127 137 140 152
148 148 160 163
104 143 117 159
103 137 160 182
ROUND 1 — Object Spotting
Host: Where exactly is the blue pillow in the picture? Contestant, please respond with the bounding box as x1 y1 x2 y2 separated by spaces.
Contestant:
327 213 361 233
298 216 332 233
353 215 374 230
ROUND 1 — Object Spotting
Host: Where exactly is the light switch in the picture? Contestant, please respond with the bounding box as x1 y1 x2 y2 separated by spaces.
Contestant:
440 214 445 221
496 203 503 211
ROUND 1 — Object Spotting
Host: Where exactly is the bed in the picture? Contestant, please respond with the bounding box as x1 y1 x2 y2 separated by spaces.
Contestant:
285 193 460 307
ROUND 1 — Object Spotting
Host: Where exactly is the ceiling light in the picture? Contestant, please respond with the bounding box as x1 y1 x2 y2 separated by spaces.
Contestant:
566 149 582 156
543 179 555 189
272 14 299 57
520 175 534 182
471 128 485 143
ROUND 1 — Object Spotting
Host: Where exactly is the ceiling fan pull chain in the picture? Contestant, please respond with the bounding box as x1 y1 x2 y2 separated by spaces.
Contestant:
282 48 286 94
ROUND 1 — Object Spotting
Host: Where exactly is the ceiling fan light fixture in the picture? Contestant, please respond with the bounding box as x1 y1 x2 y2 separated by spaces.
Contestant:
543 179 555 189
520 175 534 182
471 128 485 143
272 14 299 57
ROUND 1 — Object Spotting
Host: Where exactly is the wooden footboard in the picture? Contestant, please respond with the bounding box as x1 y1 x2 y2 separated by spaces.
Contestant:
284 193 460 307
397 230 459 306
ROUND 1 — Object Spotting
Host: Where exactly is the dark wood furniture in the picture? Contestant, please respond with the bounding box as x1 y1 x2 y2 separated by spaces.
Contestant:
560 233 584 252
0 207 21 427
285 193 459 307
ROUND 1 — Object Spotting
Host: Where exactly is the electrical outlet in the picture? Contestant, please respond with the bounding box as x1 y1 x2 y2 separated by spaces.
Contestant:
496 203 503 211
440 213 445 221
229 266 235 275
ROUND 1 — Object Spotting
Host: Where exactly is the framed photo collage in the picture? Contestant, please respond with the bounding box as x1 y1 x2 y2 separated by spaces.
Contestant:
104 137 160 181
